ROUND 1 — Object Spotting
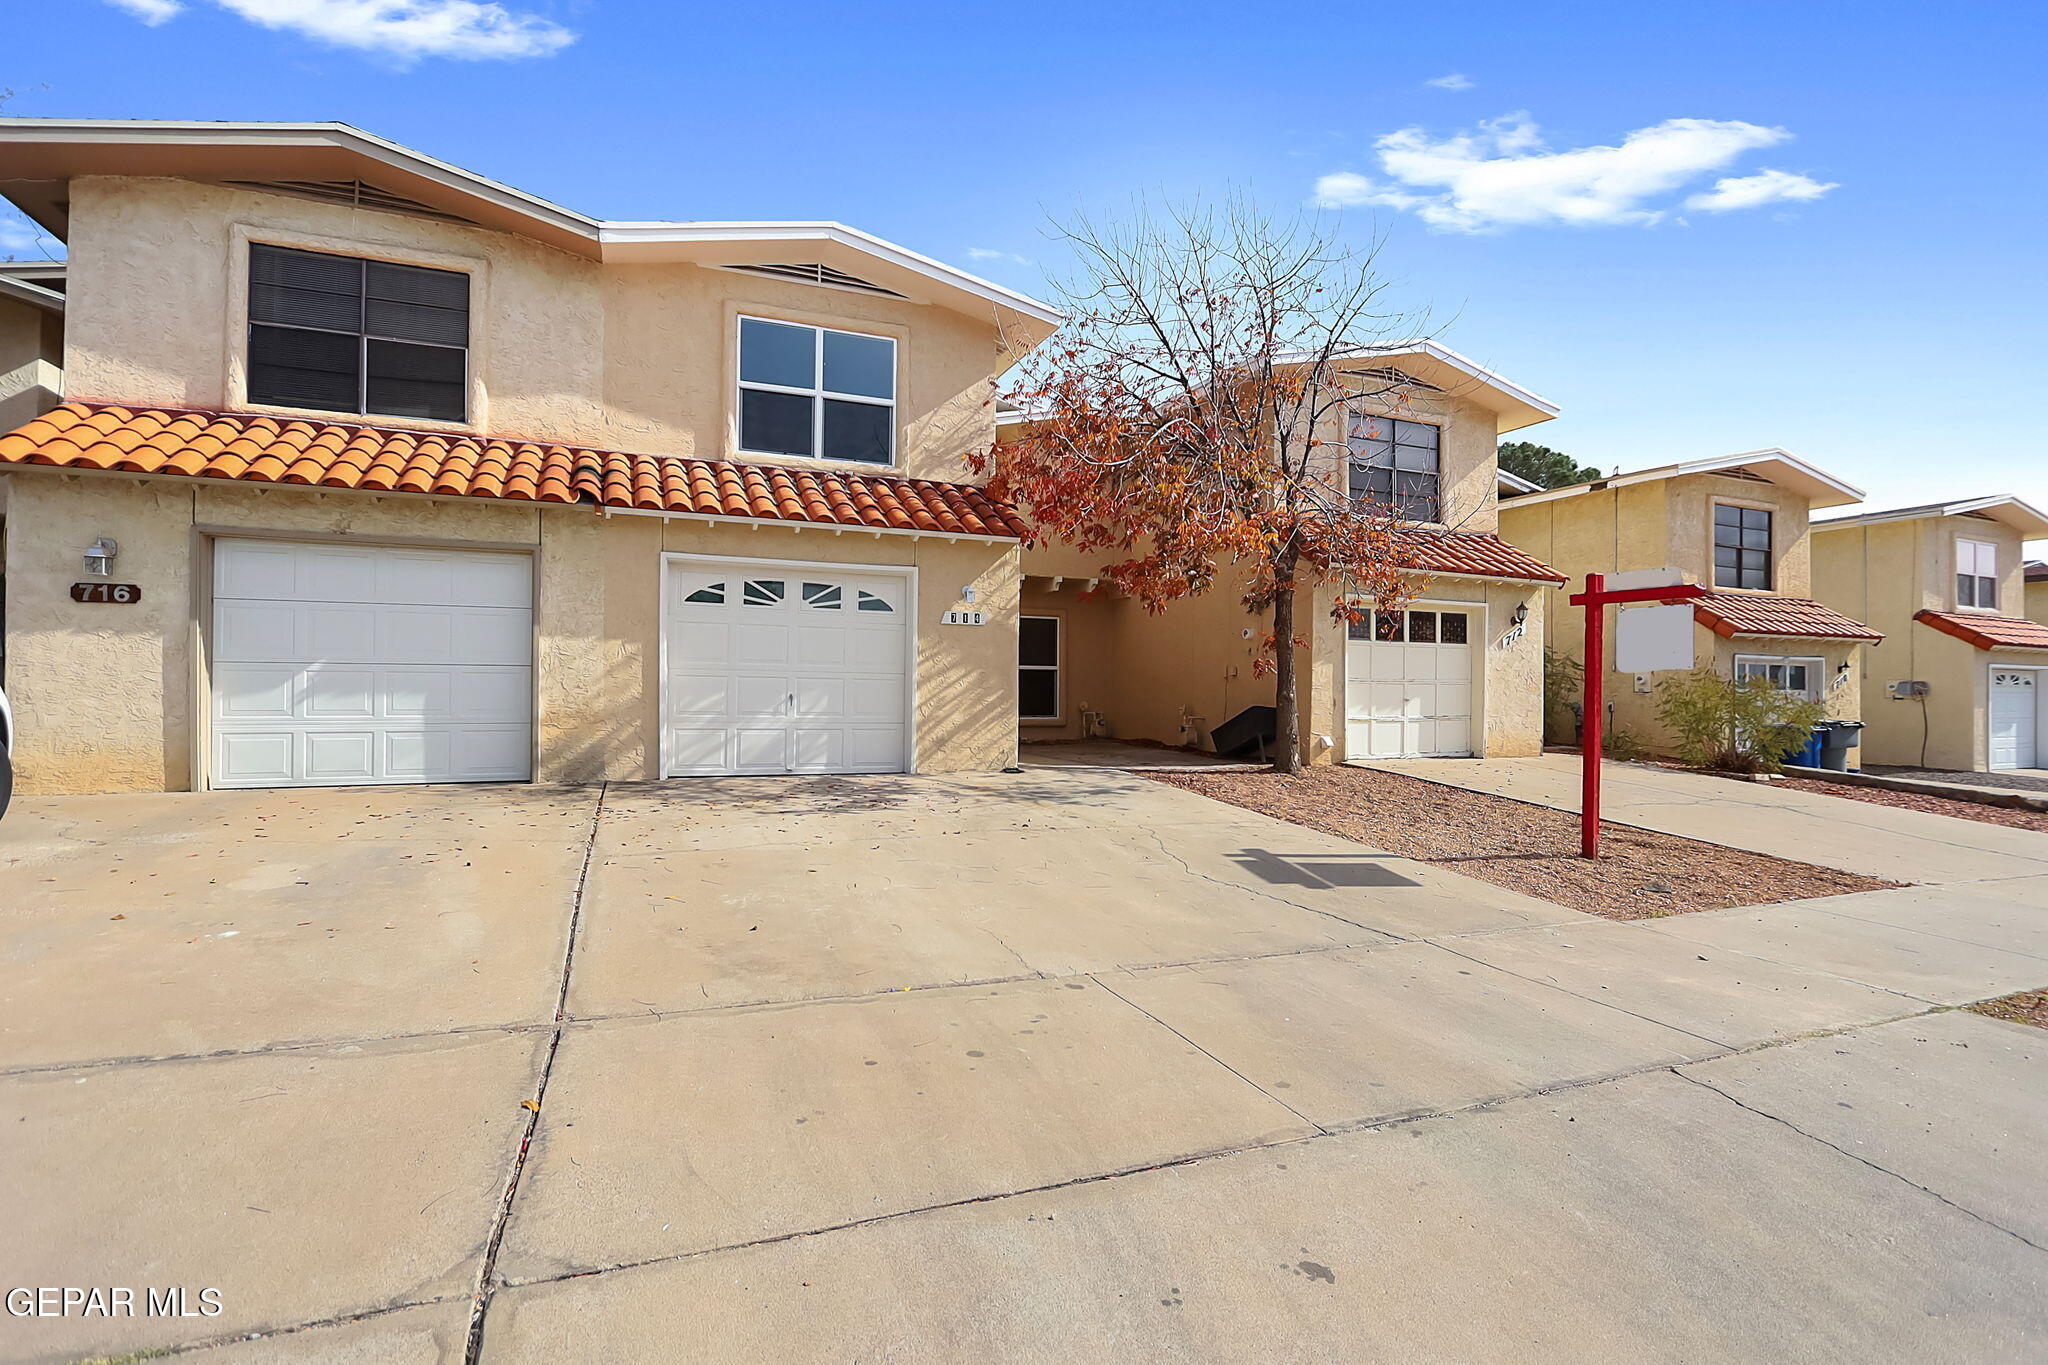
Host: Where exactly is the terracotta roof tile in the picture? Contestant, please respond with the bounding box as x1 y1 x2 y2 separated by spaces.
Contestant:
0 403 1029 539
1915 609 2048 651
1394 529 1566 584
1694 592 1882 642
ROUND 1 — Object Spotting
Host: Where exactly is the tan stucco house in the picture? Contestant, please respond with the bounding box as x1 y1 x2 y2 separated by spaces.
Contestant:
1002 343 1567 764
1497 450 1881 759
1811 497 2048 772
0 118 1062 795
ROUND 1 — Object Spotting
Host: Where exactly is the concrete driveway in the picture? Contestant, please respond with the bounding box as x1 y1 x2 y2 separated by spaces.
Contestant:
3 770 2045 1363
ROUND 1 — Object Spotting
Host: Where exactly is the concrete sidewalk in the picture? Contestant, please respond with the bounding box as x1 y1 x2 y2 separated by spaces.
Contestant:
1366 753 2048 884
4 771 2045 1363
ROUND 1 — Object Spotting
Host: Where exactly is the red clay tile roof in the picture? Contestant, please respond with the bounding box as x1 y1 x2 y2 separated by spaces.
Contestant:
1915 609 2048 651
1693 592 1882 642
1395 529 1566 584
0 403 1029 538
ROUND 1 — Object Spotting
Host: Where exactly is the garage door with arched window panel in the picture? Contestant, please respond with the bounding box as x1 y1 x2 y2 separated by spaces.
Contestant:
1345 606 1474 759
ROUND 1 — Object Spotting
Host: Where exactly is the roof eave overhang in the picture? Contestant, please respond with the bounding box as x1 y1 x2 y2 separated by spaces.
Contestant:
0 118 1063 334
1503 448 1864 511
1324 340 1560 435
1814 496 2048 539
0 275 63 313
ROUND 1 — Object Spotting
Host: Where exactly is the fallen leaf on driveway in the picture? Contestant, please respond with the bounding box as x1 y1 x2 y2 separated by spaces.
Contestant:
521 1100 540 1113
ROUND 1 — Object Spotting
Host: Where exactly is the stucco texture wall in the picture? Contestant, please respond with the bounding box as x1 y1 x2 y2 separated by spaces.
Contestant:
1 472 1017 794
1813 515 2036 771
58 177 1005 485
0 295 63 434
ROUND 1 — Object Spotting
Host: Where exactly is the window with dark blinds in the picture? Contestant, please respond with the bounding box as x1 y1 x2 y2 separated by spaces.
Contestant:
248 244 469 422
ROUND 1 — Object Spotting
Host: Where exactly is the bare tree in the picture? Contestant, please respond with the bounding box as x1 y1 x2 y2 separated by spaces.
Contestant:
984 198 1463 772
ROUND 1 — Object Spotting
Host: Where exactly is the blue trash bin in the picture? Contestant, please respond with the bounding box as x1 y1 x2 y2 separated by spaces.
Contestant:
1793 726 1827 768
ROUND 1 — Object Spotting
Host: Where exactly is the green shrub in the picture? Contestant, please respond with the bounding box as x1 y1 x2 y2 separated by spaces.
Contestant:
1655 667 1828 773
1602 726 1652 763
1542 647 1583 746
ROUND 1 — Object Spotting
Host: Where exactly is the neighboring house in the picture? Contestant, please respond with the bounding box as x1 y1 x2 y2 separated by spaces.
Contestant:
0 264 64 432
0 118 1061 795
2025 560 2048 628
1002 343 1567 762
1497 451 1880 758
1811 498 2048 772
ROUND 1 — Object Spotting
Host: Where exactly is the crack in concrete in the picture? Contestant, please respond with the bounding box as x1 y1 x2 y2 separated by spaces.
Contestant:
1673 1069 2048 1256
463 781 609 1364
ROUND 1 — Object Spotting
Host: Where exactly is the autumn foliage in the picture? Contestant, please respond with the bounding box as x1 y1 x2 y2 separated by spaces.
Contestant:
979 201 1445 771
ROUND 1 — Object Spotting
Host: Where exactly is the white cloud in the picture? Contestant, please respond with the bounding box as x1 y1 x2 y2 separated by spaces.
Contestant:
1686 168 1838 212
105 0 184 23
105 0 575 62
965 247 1030 266
0 209 58 258
1314 112 1829 232
1425 73 1473 90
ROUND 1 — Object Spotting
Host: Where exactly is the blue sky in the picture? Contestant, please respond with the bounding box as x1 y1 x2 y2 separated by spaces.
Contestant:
7 1 2045 539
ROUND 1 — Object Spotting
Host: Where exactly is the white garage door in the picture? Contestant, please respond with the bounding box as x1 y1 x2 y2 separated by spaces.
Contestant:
1345 606 1475 759
1990 670 2037 771
210 540 533 789
665 560 911 776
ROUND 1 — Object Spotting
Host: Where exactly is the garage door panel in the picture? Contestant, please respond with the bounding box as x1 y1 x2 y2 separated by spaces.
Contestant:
211 542 533 788
1345 610 1475 759
214 665 296 720
664 560 910 776
303 668 378 719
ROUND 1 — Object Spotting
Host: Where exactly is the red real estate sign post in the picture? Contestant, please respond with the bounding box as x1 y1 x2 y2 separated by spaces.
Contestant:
1567 572 1709 859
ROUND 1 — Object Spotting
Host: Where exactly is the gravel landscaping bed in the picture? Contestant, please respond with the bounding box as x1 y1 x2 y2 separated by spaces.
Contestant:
1151 766 1898 920
1775 777 2048 834
1967 990 2048 1030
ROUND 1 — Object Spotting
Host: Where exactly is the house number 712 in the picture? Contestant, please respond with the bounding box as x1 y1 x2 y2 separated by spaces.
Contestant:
71 582 143 604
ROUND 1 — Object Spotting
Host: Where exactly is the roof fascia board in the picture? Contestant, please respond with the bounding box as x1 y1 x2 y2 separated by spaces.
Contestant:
1813 496 2048 537
1504 449 1864 510
0 274 63 312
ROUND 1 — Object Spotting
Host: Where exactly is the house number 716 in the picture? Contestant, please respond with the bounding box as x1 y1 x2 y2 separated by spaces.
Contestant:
71 582 143 604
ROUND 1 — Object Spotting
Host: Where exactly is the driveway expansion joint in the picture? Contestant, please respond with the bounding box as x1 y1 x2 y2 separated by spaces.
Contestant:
463 780 610 1365
1672 1068 2048 1255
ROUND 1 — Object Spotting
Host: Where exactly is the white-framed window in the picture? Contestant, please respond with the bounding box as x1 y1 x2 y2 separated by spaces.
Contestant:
1734 655 1822 699
247 242 470 423
1019 615 1061 719
1958 539 1999 610
737 315 897 466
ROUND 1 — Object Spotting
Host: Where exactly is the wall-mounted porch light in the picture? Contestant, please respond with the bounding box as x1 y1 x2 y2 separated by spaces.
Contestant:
83 537 119 577
1511 603 1529 627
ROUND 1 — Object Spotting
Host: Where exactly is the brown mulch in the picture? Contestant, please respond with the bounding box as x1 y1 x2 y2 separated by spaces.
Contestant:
1774 778 2048 834
1149 765 1899 920
1967 990 2048 1030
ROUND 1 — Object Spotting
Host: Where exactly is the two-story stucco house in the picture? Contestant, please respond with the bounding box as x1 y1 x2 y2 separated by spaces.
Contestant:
1811 497 2048 772
0 118 1062 794
1001 344 1567 763
1497 451 1881 758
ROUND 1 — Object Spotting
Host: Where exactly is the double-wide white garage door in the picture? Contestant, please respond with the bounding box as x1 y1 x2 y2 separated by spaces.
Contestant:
664 559 911 776
1344 605 1476 759
210 540 534 789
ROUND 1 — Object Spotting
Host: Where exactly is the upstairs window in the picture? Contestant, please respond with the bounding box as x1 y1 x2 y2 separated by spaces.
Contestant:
738 316 896 466
1713 504 1773 590
1348 413 1440 522
1958 539 1998 609
247 244 469 423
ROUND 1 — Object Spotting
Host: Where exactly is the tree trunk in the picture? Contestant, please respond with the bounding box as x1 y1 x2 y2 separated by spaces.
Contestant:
1271 551 1303 775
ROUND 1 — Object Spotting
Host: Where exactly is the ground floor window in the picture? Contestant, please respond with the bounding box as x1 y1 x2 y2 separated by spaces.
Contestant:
1019 615 1061 719
1734 655 1823 699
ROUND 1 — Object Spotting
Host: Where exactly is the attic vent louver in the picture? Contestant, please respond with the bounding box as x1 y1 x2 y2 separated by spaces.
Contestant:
716 262 907 299
223 180 479 227
1352 366 1443 393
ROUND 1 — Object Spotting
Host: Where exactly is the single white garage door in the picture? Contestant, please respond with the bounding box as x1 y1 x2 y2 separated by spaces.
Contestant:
665 559 910 776
1345 606 1475 759
210 540 533 789
1990 670 2037 771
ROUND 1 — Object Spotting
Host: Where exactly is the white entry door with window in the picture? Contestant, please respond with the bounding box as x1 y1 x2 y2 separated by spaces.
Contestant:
664 559 911 776
1345 606 1475 759
210 539 534 789
1991 670 2038 770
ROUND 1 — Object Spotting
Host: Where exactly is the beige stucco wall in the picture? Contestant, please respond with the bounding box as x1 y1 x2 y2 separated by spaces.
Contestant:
58 176 1006 484
2027 579 2048 628
1 470 1015 794
0 295 63 434
1501 473 1864 761
1812 514 2038 771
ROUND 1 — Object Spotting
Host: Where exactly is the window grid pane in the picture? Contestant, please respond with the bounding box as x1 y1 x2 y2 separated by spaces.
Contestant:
1713 505 1773 589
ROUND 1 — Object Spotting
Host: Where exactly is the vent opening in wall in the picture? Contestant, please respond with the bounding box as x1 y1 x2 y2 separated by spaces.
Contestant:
223 180 481 227
716 263 907 299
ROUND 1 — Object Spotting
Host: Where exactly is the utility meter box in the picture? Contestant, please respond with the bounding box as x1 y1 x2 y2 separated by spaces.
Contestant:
1887 680 1930 699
